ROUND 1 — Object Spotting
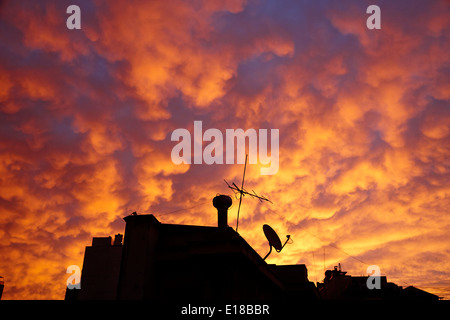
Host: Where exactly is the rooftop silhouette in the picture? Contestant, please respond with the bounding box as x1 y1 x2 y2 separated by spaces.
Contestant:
65 194 439 301
317 264 438 301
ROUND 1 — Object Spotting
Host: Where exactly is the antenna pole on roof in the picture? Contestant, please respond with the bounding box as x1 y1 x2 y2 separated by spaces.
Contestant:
224 154 272 233
235 154 247 232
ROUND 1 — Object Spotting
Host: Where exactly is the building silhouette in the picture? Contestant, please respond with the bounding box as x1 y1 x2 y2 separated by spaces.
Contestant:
66 195 318 300
66 194 439 301
317 265 439 301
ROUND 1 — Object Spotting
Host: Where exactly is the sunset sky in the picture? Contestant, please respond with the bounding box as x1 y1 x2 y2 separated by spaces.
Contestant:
0 0 449 300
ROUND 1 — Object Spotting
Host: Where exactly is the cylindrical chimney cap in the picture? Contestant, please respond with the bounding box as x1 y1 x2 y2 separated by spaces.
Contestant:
213 195 232 230
213 195 232 209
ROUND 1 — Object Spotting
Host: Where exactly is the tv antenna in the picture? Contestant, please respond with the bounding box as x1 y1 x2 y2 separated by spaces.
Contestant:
262 224 290 260
224 154 272 232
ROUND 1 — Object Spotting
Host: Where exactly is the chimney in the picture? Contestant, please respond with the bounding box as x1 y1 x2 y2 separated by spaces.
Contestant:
213 194 232 229
114 233 123 246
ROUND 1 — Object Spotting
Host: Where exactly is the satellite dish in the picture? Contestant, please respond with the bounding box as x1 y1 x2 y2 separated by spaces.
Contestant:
263 224 282 252
262 224 291 260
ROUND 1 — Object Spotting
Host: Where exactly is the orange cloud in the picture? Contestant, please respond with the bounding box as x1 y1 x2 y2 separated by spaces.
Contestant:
0 0 448 300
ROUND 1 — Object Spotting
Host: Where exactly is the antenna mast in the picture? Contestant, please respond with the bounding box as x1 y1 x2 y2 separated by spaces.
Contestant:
224 154 272 232
235 153 247 232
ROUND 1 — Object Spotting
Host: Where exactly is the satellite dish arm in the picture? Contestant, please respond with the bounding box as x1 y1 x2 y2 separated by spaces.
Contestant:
275 235 291 253
283 235 291 248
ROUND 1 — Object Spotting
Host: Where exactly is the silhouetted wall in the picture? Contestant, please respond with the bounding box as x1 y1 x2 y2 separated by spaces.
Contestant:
77 236 122 300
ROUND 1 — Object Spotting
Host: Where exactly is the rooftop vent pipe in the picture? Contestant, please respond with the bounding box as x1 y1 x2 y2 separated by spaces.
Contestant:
213 195 232 229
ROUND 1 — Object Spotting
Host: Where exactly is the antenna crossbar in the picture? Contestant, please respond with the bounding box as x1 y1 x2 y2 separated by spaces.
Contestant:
224 180 272 203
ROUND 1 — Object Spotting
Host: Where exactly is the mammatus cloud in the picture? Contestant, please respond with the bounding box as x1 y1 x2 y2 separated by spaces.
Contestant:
0 0 448 299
